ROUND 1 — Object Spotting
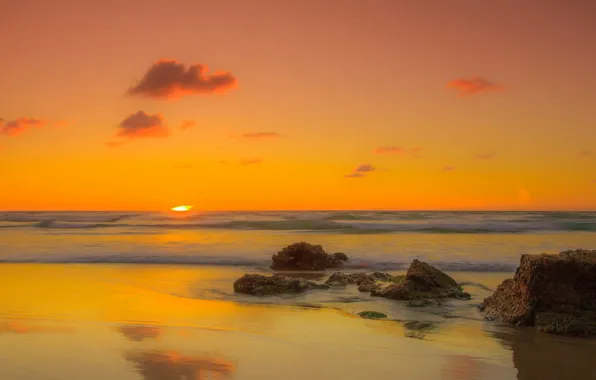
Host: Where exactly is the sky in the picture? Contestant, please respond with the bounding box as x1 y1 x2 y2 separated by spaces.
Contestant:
1 0 595 211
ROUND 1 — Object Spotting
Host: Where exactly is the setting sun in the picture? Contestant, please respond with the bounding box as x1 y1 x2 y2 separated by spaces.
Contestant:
171 205 193 212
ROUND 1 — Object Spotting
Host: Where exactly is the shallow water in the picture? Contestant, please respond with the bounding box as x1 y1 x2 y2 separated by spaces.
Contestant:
1 264 596 380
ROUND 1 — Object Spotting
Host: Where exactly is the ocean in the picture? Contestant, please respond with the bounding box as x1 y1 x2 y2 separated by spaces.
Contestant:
2 210 596 379
1 210 595 270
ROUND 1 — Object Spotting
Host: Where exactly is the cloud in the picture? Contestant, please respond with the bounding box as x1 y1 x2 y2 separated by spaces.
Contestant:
0 117 47 136
475 151 497 160
119 111 169 138
240 132 282 140
127 59 237 99
442 166 456 172
579 151 593 158
345 172 365 178
374 146 403 154
410 147 422 153
179 120 196 130
355 164 376 173
239 159 263 166
447 77 501 96
345 164 376 178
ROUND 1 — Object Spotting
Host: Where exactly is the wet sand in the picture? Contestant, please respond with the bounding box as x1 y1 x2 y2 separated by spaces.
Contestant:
1 264 596 380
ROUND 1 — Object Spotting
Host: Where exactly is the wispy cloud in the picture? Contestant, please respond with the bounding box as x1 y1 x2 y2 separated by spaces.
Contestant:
447 77 501 96
374 146 403 154
179 120 196 130
355 164 376 173
442 166 456 172
345 164 376 178
239 159 263 166
345 173 364 178
475 151 497 160
0 117 47 136
240 132 282 140
579 151 593 158
127 59 237 100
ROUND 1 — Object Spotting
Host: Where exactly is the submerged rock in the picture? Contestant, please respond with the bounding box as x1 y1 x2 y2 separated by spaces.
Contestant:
357 311 387 320
233 274 330 296
480 249 596 337
371 260 468 300
324 271 400 292
270 242 349 270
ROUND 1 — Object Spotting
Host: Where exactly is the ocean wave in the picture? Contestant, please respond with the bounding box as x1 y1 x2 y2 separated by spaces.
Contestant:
0 254 517 272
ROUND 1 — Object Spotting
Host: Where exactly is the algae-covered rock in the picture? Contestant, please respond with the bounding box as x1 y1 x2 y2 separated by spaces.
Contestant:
357 311 388 320
371 260 467 301
234 274 330 296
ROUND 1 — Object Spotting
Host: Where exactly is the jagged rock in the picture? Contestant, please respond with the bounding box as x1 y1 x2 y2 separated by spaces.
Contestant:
480 249 596 336
270 242 349 270
233 274 330 296
371 259 468 300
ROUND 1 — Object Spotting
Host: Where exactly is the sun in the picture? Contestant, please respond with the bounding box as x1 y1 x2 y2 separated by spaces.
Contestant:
171 205 193 212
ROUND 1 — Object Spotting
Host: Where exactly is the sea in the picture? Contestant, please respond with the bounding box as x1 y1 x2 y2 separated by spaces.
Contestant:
1 210 595 270
2 210 596 380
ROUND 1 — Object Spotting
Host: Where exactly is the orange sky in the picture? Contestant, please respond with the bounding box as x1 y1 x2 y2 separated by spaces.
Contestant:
1 0 595 211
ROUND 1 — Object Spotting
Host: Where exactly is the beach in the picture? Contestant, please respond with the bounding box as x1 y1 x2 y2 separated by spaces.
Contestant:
1 211 596 379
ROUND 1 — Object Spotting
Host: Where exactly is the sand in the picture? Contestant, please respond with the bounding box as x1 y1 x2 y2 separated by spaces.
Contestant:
1 264 596 380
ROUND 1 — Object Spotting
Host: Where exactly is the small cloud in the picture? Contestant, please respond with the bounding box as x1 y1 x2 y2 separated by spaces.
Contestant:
240 132 282 140
579 151 593 158
592 179 596 184
218 160 230 165
127 59 237 99
345 172 364 178
447 77 501 96
172 164 193 170
179 120 196 130
118 325 160 342
374 146 403 154
475 151 497 160
239 159 262 166
442 166 456 172
107 111 169 147
410 147 422 153
0 117 47 136
344 164 376 178
53 120 69 128
355 164 376 173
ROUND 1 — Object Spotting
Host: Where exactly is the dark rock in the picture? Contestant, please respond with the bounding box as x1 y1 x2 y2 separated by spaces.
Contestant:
480 249 596 336
371 259 467 300
270 242 348 270
357 311 387 320
233 274 330 296
403 320 437 340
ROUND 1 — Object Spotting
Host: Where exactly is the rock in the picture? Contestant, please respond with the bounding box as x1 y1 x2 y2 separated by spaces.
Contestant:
403 320 437 340
324 271 399 292
407 299 432 307
233 274 330 296
270 242 348 270
480 249 596 336
371 259 467 300
357 311 387 320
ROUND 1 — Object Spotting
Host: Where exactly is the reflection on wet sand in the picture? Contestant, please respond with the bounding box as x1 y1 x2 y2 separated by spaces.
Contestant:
0 320 73 335
118 325 161 342
441 354 509 380
491 328 596 380
126 350 235 380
